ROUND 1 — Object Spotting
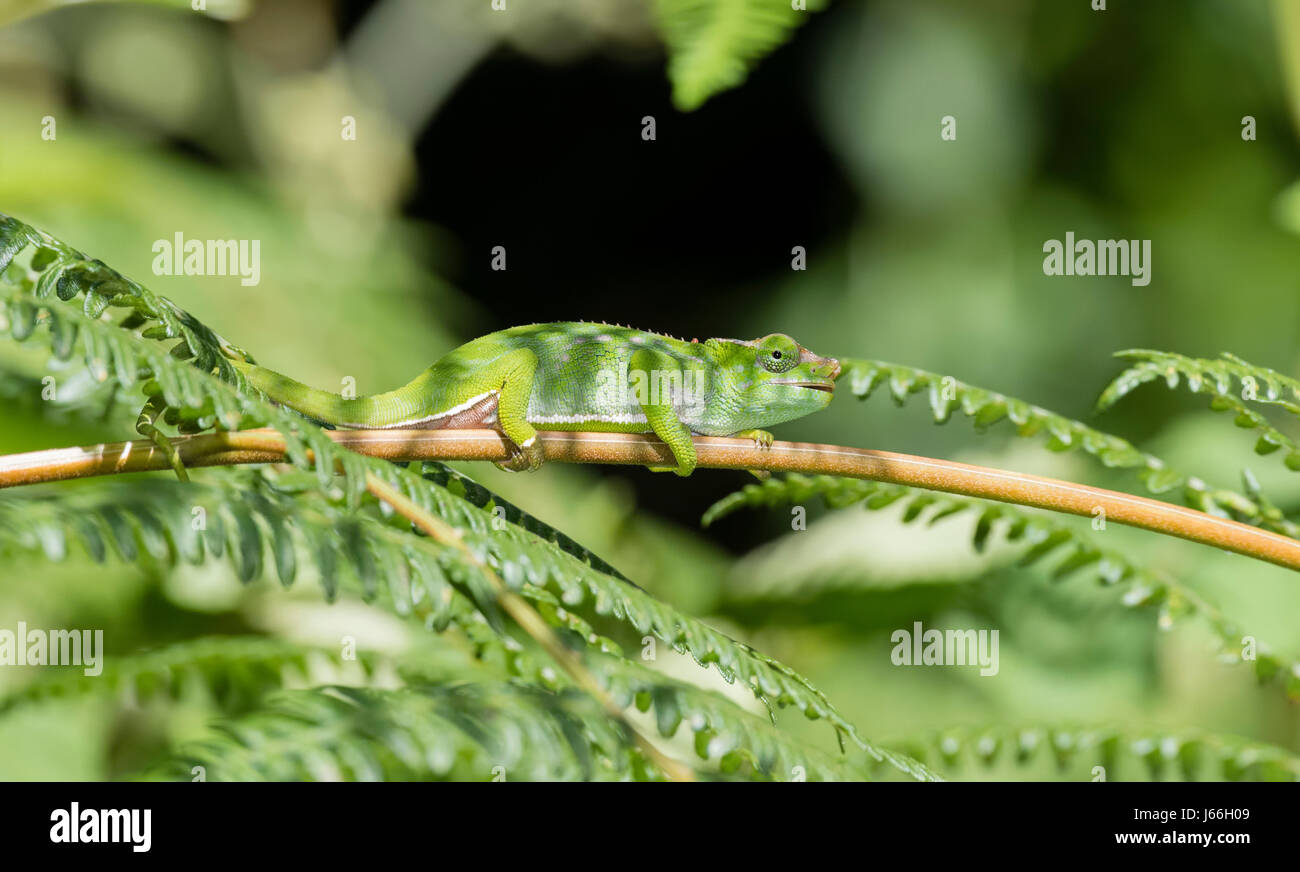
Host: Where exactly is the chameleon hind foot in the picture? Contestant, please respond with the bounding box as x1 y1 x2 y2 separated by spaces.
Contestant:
647 465 694 476
646 451 696 476
494 438 544 473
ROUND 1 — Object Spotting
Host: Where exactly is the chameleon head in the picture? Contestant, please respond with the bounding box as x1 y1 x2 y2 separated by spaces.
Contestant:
701 333 840 433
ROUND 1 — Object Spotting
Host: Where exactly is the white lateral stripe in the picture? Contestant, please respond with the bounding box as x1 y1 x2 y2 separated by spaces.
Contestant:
340 390 498 429
528 412 650 425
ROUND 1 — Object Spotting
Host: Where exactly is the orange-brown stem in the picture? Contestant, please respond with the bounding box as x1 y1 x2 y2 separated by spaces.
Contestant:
1 428 1297 573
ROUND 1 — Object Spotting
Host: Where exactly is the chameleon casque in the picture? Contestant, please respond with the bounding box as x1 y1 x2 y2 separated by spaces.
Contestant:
232 322 841 475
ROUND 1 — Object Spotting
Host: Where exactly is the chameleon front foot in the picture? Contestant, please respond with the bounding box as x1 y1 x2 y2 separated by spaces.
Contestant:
494 437 545 473
730 429 774 479
733 429 775 449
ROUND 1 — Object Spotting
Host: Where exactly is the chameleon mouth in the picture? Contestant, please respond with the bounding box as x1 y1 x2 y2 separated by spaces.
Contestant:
775 380 835 393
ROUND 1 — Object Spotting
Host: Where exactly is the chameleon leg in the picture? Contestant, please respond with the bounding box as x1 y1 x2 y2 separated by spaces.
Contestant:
630 348 696 476
136 397 189 482
730 428 774 479
490 348 544 472
732 428 774 448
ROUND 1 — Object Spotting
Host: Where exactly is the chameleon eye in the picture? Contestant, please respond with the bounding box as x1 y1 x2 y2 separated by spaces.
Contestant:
756 333 800 373
762 349 796 373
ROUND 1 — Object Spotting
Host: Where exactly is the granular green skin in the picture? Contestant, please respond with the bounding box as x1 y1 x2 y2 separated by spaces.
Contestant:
235 322 840 475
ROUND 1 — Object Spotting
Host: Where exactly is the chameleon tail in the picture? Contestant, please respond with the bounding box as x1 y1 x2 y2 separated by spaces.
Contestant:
231 360 363 426
230 360 435 428
136 396 189 481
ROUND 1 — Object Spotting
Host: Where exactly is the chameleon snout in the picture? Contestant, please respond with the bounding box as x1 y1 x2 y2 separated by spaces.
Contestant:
804 352 841 382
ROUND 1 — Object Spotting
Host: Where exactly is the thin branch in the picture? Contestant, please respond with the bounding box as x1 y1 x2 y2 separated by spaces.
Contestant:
363 472 695 782
1 428 1299 573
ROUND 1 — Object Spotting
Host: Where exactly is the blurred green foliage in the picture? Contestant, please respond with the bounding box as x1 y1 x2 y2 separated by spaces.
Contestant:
1 0 1299 781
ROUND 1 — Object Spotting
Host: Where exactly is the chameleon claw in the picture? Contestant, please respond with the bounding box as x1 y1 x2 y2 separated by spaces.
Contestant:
734 429 774 449
730 430 773 478
495 438 545 473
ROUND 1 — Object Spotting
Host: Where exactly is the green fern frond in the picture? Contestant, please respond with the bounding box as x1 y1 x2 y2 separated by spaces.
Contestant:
1 214 251 386
0 216 932 779
840 358 1299 537
419 463 636 586
0 467 938 776
0 466 614 661
383 463 924 768
549 648 890 780
652 0 827 111
0 583 883 779
0 484 734 778
137 684 651 782
0 636 395 718
1101 349 1300 473
140 673 893 782
0 215 348 484
0 373 897 770
0 276 376 504
887 724 1300 782
703 473 1300 701
0 291 242 429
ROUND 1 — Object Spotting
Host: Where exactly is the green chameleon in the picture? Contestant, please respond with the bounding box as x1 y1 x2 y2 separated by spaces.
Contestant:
232 322 840 475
